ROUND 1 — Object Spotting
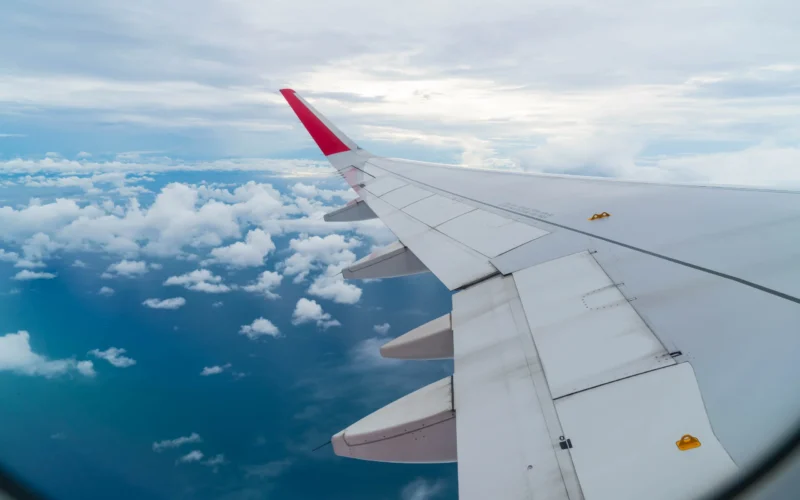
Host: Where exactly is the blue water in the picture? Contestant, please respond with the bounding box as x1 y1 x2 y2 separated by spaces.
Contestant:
0 173 459 500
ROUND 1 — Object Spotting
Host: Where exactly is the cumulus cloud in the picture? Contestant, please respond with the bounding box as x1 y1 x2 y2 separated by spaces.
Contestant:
4 334 95 378
308 274 362 304
239 318 280 340
88 347 136 368
176 450 204 464
76 360 96 377
105 260 148 278
373 323 391 335
211 301 223 307
241 270 282 299
142 297 186 310
291 298 340 330
208 229 275 268
164 269 231 293
0 330 94 378
72 259 87 268
290 182 356 202
280 234 363 302
153 433 202 452
13 270 56 280
98 286 115 296
200 363 231 376
0 249 19 262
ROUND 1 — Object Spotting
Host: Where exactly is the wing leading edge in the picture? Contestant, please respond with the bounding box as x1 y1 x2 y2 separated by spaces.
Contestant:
281 89 800 500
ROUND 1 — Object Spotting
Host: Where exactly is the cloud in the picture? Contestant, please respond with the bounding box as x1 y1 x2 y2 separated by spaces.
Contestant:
0 330 94 378
13 270 56 280
290 182 356 202
241 270 282 299
307 274 362 304
76 360 96 377
243 459 293 479
88 347 136 368
14 259 46 269
105 260 148 278
142 297 186 310
373 323 391 335
203 454 226 472
98 286 115 296
350 337 402 370
280 234 363 302
208 229 275 268
176 450 204 464
239 318 280 340
401 478 446 500
201 363 231 376
164 269 232 293
153 433 202 452
212 301 223 307
72 259 87 268
291 298 340 330
0 249 19 262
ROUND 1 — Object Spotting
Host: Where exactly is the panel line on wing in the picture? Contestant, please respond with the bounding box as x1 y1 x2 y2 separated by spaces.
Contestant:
375 168 800 306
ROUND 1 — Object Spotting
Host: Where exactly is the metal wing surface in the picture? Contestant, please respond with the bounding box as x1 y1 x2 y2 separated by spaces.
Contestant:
280 89 800 500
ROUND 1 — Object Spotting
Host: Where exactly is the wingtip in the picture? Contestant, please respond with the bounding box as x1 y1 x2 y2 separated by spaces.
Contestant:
279 88 296 96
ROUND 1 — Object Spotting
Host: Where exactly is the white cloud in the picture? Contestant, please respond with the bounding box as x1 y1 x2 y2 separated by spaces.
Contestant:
280 234 363 302
176 450 204 464
200 363 231 376
98 286 115 296
14 260 46 269
208 228 275 267
401 478 446 500
106 259 148 277
72 259 87 268
88 347 136 368
291 182 356 202
239 318 280 340
241 270 282 299
373 323 391 335
0 330 94 378
202 453 226 472
142 297 186 310
76 360 96 377
0 249 19 263
308 274 362 304
211 301 223 307
13 270 56 280
164 269 231 293
291 298 340 330
153 432 202 452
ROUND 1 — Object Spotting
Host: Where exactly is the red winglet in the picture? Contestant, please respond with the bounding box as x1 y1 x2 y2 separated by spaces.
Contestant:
280 89 351 156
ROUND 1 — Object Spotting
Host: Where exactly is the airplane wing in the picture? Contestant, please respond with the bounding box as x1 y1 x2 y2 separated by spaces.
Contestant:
279 89 800 500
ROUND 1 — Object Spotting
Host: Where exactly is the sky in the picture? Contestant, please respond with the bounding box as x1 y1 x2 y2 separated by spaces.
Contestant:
0 0 799 499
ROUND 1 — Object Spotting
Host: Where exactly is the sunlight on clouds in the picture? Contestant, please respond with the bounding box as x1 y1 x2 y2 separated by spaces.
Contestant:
239 318 280 340
0 330 94 378
88 347 136 368
152 433 203 452
291 298 340 330
164 269 232 293
142 297 187 310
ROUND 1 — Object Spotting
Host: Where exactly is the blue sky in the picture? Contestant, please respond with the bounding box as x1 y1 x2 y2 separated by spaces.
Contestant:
1 1 799 499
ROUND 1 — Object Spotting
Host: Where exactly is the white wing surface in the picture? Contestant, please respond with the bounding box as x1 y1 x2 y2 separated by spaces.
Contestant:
280 89 800 500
